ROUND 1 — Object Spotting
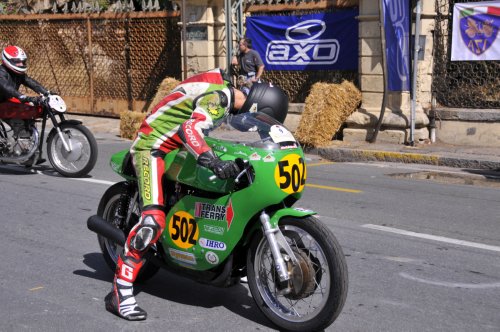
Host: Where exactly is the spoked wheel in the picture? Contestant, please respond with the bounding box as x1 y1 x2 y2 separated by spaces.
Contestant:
247 216 348 332
97 182 159 283
47 123 97 177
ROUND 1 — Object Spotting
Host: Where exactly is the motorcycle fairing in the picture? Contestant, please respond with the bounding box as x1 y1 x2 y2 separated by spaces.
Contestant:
159 139 310 271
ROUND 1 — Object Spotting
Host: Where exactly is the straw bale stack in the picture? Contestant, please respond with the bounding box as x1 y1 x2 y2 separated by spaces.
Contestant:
120 111 147 140
146 77 181 114
295 81 361 147
119 77 181 139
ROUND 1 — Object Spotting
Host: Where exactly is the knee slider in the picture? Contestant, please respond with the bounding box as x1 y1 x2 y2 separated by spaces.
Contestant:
130 214 161 252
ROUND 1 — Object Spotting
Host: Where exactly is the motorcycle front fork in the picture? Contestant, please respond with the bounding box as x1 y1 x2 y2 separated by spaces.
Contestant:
47 112 72 152
259 210 298 283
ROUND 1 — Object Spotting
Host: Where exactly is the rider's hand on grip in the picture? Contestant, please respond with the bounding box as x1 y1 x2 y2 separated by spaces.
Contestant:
19 95 43 106
198 150 240 180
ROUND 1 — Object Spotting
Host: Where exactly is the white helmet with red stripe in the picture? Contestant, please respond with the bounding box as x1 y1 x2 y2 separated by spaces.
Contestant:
2 45 28 74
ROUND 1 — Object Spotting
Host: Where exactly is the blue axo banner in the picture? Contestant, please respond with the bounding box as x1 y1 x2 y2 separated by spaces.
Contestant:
246 10 358 71
383 0 410 91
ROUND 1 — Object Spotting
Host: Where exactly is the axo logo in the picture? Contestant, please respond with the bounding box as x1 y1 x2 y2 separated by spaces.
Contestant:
266 20 340 66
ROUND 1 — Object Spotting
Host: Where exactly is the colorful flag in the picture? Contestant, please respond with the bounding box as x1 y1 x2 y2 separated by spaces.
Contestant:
451 1 500 61
383 0 410 91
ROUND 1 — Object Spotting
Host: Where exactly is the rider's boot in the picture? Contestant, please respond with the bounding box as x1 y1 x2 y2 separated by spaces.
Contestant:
105 256 147 321
105 209 165 321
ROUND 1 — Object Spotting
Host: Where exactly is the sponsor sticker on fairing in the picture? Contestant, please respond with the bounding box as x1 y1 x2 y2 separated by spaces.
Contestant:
249 152 261 161
205 251 219 265
203 224 225 235
269 125 296 144
195 202 226 221
168 248 196 264
199 238 226 251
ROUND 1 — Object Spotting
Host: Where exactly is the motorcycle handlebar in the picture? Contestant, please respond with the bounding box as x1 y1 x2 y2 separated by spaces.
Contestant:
209 158 250 183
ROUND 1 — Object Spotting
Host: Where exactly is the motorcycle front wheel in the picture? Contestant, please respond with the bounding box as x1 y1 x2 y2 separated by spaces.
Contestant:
247 216 348 332
97 181 159 283
47 123 97 177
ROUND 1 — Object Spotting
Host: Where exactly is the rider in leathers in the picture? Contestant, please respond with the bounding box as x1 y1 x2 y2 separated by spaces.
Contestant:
105 68 289 321
105 68 288 320
0 45 48 105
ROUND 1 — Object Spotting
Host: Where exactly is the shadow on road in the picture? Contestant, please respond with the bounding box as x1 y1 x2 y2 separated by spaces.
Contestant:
73 252 114 282
74 252 277 330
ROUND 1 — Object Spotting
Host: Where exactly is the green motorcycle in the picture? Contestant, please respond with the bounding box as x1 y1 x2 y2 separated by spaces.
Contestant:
87 112 348 331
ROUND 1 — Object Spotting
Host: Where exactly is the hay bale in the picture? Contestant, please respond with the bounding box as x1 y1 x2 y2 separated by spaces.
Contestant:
119 77 181 139
120 111 147 140
295 81 361 147
147 77 181 113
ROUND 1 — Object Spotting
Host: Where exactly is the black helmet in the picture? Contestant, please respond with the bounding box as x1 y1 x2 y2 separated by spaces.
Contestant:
238 83 288 123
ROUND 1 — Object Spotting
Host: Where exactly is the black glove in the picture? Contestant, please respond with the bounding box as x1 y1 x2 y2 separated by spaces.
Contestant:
198 150 240 180
19 95 43 106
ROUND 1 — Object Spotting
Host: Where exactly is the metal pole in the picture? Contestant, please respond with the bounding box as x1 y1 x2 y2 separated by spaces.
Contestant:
86 17 94 114
181 0 187 80
225 0 244 73
225 0 232 72
370 0 389 143
410 0 422 146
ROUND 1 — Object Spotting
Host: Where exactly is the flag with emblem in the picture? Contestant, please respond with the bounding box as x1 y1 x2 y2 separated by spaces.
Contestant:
451 1 500 61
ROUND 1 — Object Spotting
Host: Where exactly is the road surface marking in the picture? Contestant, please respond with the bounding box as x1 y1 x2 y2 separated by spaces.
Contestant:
306 183 362 193
306 161 335 167
399 272 500 289
71 177 116 186
29 286 44 291
363 224 500 253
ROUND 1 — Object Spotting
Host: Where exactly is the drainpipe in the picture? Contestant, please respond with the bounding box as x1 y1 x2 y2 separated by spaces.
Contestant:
369 0 388 143
429 95 437 143
410 0 422 146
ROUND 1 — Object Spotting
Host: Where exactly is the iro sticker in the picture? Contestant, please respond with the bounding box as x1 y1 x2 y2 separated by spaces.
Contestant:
199 238 226 251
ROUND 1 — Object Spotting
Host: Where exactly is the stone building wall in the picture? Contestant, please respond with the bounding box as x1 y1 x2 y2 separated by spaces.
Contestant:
343 0 433 144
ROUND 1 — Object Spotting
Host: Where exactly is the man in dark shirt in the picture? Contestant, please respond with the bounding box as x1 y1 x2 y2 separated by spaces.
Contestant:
231 38 265 94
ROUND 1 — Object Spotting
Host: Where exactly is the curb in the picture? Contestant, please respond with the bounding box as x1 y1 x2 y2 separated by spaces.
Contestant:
313 147 500 171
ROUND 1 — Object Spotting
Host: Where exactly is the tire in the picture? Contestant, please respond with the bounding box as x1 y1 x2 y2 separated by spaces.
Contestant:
47 123 97 177
247 216 348 332
96 182 159 283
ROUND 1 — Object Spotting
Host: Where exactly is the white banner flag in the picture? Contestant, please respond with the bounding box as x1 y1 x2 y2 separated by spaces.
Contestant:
451 1 500 61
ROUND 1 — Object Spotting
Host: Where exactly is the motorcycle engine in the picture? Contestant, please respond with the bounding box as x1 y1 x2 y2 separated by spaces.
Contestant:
0 119 34 157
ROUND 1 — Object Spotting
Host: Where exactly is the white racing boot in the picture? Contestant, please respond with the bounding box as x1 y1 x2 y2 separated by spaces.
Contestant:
105 277 147 321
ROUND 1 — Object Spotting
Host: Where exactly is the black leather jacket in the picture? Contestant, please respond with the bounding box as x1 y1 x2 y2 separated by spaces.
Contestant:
0 65 48 102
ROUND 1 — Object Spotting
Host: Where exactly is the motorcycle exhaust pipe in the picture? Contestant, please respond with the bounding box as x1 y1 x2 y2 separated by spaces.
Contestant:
87 215 126 246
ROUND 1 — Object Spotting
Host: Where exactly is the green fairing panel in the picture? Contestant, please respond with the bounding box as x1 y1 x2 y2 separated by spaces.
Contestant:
109 149 136 181
268 208 317 227
110 149 128 174
159 137 311 271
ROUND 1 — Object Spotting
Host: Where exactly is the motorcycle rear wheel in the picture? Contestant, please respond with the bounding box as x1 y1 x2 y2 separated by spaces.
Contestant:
97 181 159 283
247 216 348 332
47 123 97 177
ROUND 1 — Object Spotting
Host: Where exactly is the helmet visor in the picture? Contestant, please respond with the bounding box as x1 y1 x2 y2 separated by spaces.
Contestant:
10 58 27 68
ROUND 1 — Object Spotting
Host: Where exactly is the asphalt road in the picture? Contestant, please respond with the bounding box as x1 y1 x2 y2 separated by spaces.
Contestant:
1 134 499 331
